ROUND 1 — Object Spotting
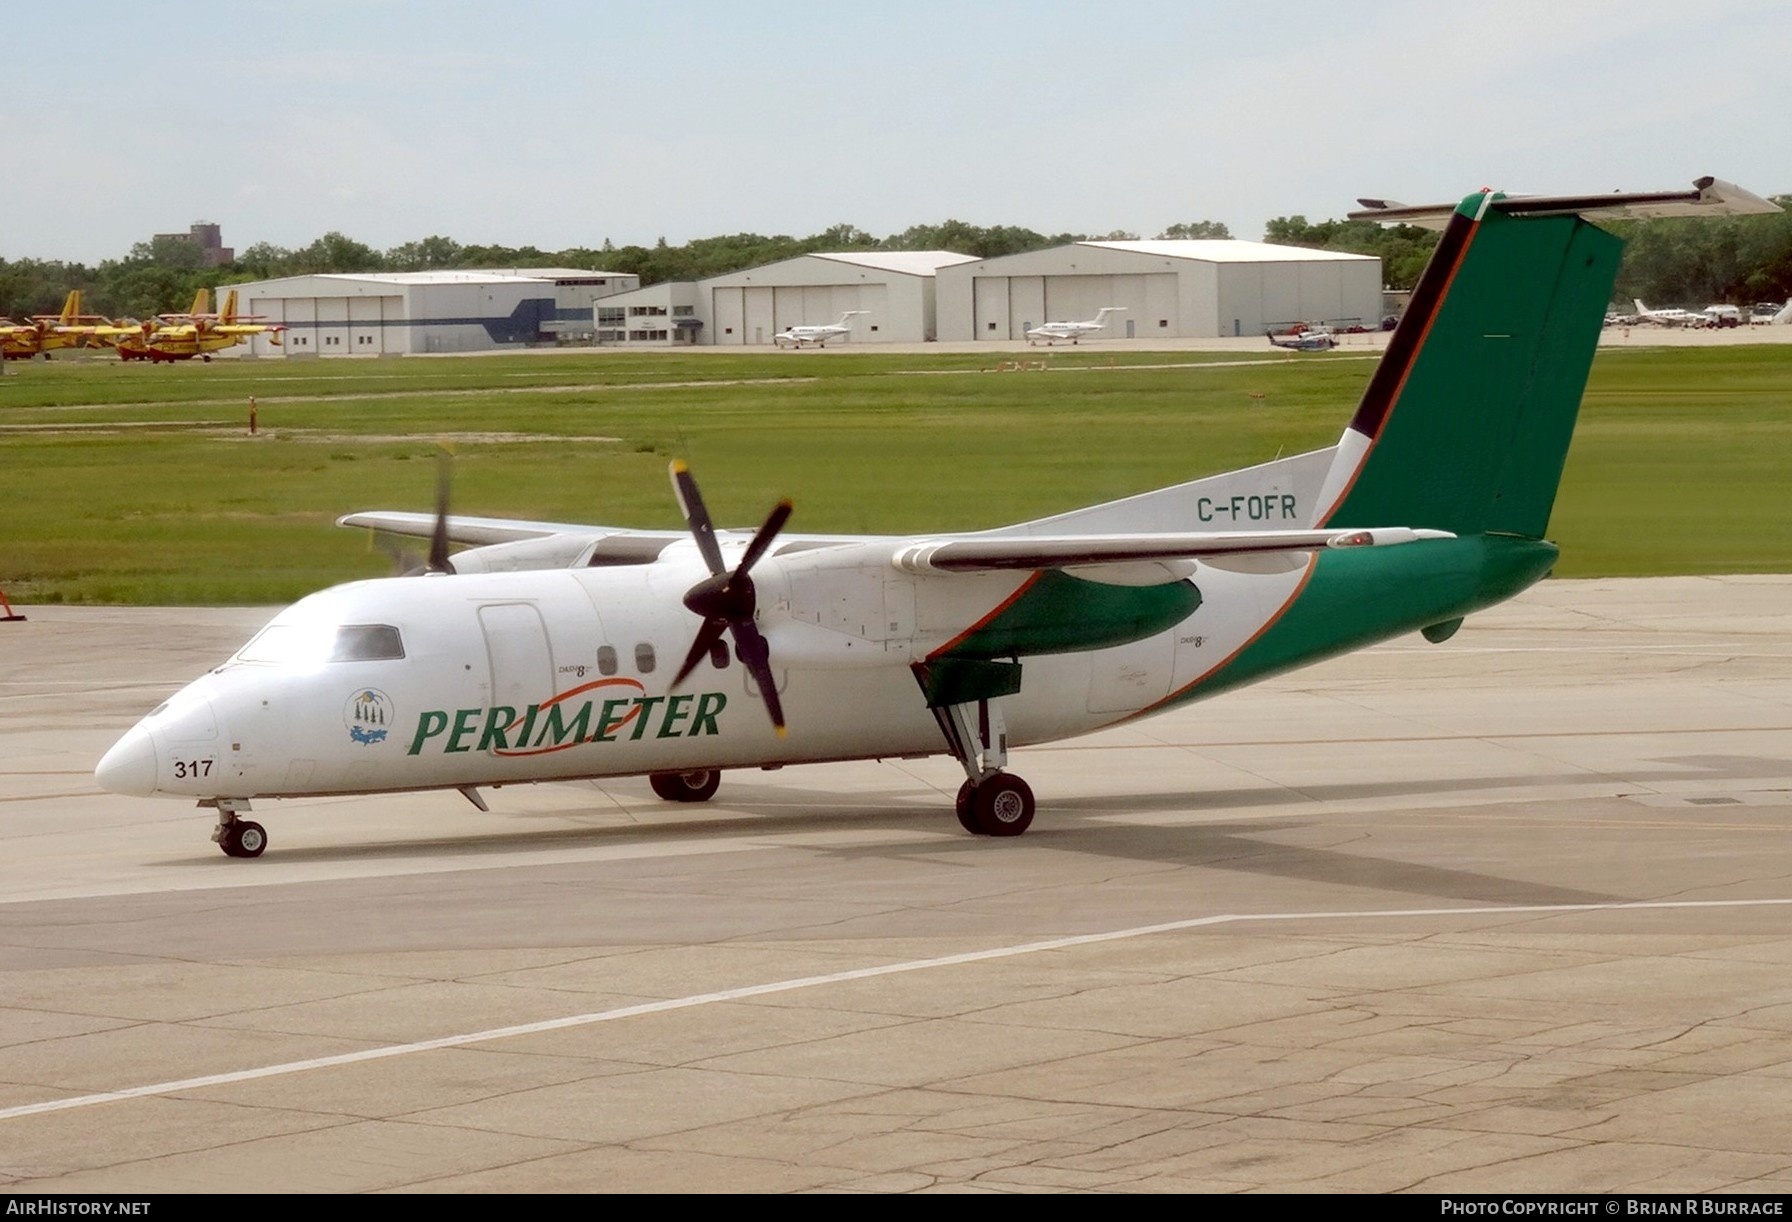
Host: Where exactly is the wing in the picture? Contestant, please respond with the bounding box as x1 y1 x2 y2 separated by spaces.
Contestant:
338 511 625 546
891 527 1452 575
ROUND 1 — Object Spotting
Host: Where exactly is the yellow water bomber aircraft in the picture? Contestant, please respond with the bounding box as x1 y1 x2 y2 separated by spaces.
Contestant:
96 178 1776 857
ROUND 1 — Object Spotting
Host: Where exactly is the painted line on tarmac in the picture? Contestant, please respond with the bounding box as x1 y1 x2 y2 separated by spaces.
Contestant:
7 893 1792 1122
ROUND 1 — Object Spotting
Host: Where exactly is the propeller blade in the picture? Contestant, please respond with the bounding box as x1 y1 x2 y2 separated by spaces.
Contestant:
671 618 728 690
669 460 725 577
730 621 786 737
733 499 792 576
426 446 456 575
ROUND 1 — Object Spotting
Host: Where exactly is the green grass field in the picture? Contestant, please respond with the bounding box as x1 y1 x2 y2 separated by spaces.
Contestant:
1 343 1787 604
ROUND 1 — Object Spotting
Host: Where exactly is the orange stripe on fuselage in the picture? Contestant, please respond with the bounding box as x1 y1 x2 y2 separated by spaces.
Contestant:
1110 553 1320 727
925 572 1042 662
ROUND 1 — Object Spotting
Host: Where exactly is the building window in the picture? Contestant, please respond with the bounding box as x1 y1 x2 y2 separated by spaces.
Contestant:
597 307 624 325
869 325 879 332
672 306 694 316
987 322 996 331
724 327 733 334
1159 319 1168 327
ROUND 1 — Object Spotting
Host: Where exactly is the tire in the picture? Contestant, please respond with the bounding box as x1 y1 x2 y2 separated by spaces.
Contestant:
955 780 980 834
972 774 1034 837
649 770 720 803
221 820 267 858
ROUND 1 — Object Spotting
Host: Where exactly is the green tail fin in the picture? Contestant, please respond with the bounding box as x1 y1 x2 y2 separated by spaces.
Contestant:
1319 192 1622 539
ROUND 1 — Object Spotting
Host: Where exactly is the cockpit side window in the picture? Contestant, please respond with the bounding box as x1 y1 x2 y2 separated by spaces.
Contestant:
331 624 405 662
236 623 405 665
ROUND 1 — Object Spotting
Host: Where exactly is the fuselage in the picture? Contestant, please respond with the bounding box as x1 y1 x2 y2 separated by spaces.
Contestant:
95 533 1555 804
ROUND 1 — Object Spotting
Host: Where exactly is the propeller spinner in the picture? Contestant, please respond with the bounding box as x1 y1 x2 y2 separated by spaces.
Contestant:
668 461 792 737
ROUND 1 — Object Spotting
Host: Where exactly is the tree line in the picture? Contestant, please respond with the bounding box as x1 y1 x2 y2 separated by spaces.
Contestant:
5 205 1790 320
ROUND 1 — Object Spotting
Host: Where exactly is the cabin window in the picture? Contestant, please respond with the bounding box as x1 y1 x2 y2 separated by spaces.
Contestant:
597 645 618 676
634 643 656 673
709 640 729 670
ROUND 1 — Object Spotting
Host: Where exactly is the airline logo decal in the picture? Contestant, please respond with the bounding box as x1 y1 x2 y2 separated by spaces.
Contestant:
346 689 393 745
408 678 728 757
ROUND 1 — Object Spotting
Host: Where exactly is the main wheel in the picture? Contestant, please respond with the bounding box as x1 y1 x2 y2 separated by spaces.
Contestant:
955 780 980 834
972 774 1034 837
649 770 720 803
220 820 267 858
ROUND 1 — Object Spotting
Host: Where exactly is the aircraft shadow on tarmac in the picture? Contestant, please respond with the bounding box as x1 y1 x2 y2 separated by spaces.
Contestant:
124 751 1769 909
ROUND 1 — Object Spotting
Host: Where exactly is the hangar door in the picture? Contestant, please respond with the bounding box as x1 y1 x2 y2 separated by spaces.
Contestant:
708 286 784 345
348 295 401 355
770 284 888 339
1041 273 1179 338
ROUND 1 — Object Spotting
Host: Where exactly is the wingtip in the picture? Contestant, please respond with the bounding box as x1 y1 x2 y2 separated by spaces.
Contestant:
775 725 789 740
670 459 689 475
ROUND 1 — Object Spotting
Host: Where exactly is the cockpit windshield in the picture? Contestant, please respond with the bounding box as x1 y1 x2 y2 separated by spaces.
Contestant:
235 623 405 666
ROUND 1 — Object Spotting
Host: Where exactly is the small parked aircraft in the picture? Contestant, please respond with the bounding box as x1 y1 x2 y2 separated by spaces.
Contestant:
0 291 108 360
96 178 1776 857
1267 327 1337 352
772 311 866 348
1026 307 1124 345
1631 298 1705 327
92 289 284 362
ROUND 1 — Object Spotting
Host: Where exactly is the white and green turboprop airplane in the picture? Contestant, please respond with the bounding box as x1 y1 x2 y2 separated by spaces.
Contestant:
97 178 1776 858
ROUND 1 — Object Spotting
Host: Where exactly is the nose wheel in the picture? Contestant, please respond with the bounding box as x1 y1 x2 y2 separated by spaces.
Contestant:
210 804 267 858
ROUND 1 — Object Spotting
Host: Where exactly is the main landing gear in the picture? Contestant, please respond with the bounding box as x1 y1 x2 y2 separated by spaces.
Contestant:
207 799 266 858
954 773 1035 837
650 769 721 803
931 691 1037 837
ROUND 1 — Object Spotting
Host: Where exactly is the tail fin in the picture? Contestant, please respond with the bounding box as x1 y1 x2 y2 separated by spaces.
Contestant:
59 291 80 324
219 289 238 324
189 288 211 317
1312 191 1623 540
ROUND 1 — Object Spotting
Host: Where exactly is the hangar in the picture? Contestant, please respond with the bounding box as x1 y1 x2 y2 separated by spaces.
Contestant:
226 268 639 357
699 250 977 345
934 240 1383 342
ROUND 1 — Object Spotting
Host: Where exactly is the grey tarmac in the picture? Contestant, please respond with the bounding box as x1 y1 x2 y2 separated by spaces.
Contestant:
2 576 1791 1193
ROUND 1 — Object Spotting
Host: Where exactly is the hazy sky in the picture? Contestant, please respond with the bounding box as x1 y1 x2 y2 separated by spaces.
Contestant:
10 0 1789 265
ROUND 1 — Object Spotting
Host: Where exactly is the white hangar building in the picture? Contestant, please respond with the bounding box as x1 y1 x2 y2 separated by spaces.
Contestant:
698 250 978 346
224 268 639 357
935 240 1383 342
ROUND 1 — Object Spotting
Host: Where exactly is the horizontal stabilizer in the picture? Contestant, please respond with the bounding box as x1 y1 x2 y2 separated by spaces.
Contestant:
1351 177 1780 230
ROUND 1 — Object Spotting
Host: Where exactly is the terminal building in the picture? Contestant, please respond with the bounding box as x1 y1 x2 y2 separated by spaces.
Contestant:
934 240 1383 341
225 268 639 356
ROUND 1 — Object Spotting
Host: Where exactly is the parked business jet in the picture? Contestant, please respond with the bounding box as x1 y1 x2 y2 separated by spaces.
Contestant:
772 311 866 348
1026 307 1124 345
96 178 1776 857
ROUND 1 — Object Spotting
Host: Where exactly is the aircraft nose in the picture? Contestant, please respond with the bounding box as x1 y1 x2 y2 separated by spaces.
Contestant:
95 725 159 797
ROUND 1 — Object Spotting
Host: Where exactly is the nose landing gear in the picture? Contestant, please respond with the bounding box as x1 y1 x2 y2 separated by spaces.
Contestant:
207 799 266 858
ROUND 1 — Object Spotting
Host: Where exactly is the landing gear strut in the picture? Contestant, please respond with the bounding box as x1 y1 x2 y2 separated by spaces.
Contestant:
922 676 1036 836
208 799 266 858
